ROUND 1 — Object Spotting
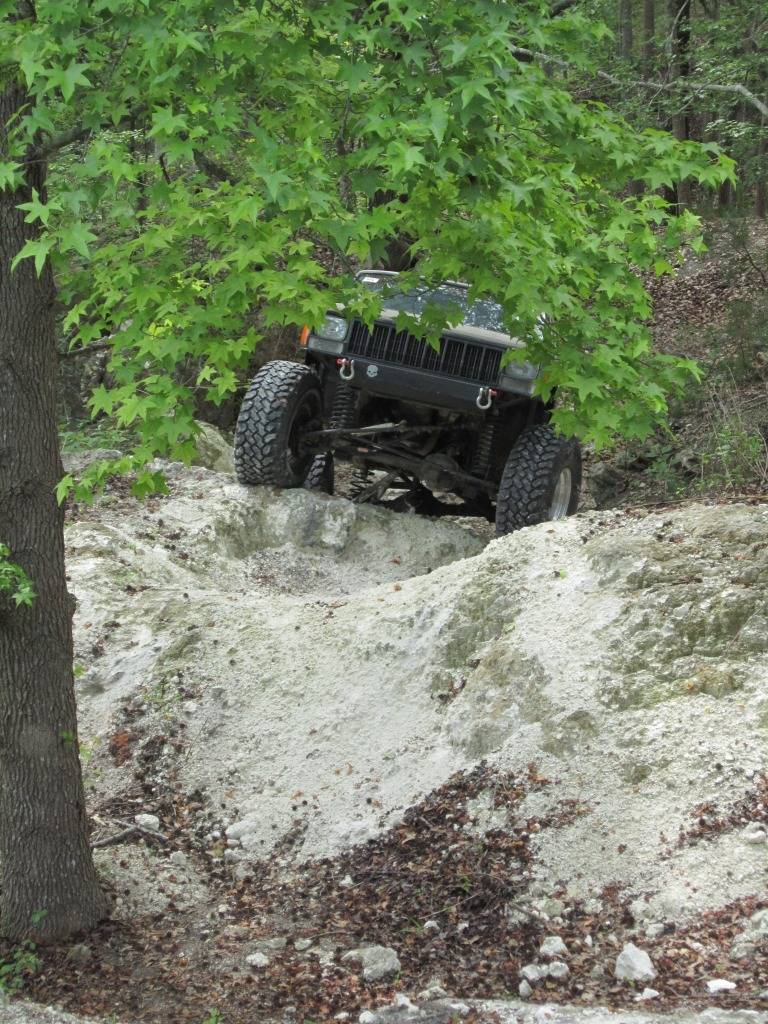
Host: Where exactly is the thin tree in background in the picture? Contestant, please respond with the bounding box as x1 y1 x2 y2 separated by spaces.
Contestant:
669 0 693 208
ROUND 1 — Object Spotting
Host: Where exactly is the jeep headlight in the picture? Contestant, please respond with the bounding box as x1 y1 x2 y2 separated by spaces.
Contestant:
499 358 539 396
315 315 348 342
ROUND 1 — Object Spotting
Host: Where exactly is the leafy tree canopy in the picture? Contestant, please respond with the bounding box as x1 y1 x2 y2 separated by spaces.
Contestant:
1 0 734 491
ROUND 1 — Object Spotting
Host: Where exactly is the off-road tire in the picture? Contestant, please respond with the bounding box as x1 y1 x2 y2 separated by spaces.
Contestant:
234 360 323 488
304 454 334 494
495 424 581 536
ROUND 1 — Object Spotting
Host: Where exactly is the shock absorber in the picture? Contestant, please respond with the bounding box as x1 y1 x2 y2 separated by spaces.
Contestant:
472 419 497 480
304 384 359 494
330 381 358 430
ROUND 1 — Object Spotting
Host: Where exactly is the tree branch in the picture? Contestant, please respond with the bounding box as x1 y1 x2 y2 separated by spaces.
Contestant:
29 125 92 161
59 340 113 360
193 149 237 185
510 48 768 120
549 0 580 15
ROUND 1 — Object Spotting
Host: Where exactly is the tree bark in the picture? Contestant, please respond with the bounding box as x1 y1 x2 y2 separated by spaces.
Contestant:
0 78 111 941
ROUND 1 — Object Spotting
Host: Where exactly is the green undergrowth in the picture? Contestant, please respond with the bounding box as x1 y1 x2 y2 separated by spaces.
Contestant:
624 293 768 502
59 418 135 454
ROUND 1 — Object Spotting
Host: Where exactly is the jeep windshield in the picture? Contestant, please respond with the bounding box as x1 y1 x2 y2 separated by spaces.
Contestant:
357 271 506 333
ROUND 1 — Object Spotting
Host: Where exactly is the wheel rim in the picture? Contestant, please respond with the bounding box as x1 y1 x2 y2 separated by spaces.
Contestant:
549 468 572 520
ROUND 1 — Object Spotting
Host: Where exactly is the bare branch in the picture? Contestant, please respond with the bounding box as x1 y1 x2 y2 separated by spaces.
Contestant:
510 47 768 120
91 826 139 849
59 341 112 360
91 819 168 849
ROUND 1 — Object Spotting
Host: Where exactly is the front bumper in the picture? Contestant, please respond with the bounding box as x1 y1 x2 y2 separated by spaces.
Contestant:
331 355 510 412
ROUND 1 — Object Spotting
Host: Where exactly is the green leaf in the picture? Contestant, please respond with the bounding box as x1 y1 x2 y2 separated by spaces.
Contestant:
11 237 54 276
45 61 92 101
59 223 98 259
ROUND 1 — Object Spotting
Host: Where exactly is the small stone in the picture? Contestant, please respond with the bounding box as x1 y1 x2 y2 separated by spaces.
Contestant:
635 988 660 1002
548 961 569 980
731 938 756 959
644 922 665 940
448 1003 470 1017
67 944 92 963
246 951 269 968
294 938 313 951
707 979 736 993
169 851 187 867
423 920 440 933
334 1014 350 1021
759 989 768 1000
393 993 417 1012
417 981 448 1001
358 1013 376 1024
342 945 401 982
540 935 568 958
584 935 593 948
521 963 544 984
519 980 533 999
742 822 767 845
134 813 161 832
339 874 354 888
749 909 768 935
615 943 656 982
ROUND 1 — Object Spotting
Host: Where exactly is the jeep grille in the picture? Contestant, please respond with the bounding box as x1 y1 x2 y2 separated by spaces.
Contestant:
347 320 502 386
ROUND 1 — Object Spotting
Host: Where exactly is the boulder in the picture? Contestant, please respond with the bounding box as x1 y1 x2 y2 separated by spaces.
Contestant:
192 421 235 474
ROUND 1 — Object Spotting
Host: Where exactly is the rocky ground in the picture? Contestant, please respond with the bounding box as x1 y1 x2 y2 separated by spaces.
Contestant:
6 439 768 1024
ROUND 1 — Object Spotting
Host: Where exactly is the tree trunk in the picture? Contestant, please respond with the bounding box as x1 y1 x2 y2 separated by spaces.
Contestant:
643 0 655 72
619 0 634 60
0 79 111 941
668 0 693 210
756 139 767 219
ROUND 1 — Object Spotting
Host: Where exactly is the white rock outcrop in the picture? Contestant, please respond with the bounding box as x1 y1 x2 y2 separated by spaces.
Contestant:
67 465 768 930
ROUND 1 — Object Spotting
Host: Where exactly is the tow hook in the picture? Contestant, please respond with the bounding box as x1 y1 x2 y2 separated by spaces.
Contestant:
476 387 498 411
337 358 355 382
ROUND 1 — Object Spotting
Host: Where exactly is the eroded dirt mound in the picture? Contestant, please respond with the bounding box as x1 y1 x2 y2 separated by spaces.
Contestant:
38 464 768 1021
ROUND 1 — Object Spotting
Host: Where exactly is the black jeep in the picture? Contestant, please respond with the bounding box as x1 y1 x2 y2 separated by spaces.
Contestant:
234 270 581 535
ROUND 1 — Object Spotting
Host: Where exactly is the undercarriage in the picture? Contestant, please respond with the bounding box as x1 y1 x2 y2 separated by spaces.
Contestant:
233 358 582 536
